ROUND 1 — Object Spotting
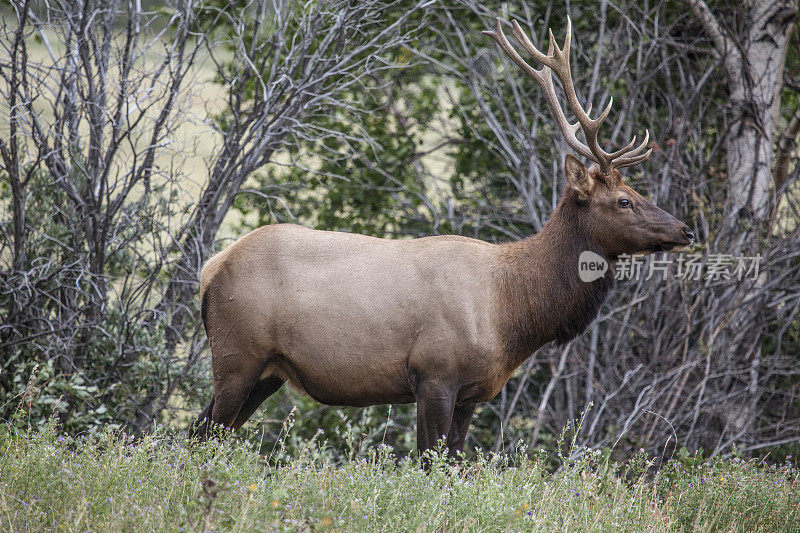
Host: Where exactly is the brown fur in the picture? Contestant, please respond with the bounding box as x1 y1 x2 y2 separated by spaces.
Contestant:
189 156 692 458
496 187 616 367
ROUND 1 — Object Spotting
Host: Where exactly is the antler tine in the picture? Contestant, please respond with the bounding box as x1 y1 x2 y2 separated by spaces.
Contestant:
613 148 653 169
608 130 649 160
486 15 653 174
484 18 597 163
482 18 541 83
509 17 614 172
608 133 638 160
613 138 653 166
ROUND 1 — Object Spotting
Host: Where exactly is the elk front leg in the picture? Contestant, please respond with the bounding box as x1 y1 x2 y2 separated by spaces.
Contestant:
446 403 475 460
415 380 456 460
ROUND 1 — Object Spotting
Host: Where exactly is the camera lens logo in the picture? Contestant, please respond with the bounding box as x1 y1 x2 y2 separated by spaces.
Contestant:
578 251 608 282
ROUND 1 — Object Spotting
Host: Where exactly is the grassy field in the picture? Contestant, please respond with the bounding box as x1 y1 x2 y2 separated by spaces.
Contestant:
1 421 799 532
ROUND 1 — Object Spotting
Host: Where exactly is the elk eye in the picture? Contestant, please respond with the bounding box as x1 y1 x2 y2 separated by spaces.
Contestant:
618 198 631 208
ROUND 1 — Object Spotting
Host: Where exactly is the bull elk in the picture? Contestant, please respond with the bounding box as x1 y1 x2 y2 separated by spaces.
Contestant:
189 17 694 459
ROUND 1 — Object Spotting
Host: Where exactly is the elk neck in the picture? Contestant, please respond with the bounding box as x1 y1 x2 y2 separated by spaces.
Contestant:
494 187 615 369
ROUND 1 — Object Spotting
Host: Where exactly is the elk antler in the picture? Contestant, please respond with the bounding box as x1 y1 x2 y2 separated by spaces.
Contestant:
483 16 652 174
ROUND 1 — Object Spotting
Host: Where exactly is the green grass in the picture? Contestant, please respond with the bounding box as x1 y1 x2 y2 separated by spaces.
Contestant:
1 422 798 532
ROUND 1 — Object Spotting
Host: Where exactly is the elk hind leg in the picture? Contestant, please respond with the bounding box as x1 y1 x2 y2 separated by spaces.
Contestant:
231 376 285 430
208 364 269 433
190 367 280 440
446 403 475 460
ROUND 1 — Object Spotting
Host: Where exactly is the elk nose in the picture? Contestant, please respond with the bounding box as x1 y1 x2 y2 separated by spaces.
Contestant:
683 227 695 242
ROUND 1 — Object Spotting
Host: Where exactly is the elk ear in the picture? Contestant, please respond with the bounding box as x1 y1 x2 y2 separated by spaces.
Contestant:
565 154 593 201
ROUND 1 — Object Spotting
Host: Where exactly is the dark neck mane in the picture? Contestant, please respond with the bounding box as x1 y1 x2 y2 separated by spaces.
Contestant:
495 188 615 369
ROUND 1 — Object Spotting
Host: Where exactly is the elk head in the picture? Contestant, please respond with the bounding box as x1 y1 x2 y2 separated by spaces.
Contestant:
484 17 694 259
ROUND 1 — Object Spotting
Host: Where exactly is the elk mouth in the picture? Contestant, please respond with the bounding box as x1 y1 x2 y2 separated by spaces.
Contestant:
641 243 676 254
657 242 681 252
655 233 694 253
634 239 690 256
634 243 679 256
